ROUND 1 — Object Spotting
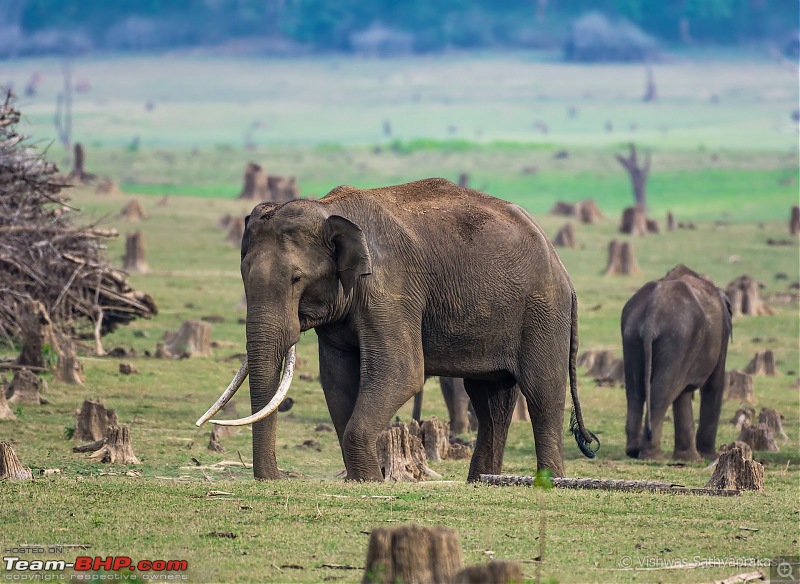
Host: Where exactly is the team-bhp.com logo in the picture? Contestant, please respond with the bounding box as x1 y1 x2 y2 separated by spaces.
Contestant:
4 556 188 580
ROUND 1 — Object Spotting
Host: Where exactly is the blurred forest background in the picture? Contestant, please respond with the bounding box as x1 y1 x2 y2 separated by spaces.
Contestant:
1 0 797 58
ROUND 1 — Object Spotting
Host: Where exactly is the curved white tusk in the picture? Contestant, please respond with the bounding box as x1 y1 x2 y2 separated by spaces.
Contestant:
195 357 249 427
209 345 296 427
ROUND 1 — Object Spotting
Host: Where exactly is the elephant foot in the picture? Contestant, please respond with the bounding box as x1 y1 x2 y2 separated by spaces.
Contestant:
672 449 702 462
254 468 285 481
698 449 718 460
625 446 640 459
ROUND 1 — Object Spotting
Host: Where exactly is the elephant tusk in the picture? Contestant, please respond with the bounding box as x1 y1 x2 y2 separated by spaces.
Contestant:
195 357 249 427
209 345 296 427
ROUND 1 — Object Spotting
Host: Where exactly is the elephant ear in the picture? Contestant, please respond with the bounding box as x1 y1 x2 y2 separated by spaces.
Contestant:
326 215 372 295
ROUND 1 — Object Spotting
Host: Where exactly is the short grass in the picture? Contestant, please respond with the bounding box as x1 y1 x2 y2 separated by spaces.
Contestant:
0 53 798 583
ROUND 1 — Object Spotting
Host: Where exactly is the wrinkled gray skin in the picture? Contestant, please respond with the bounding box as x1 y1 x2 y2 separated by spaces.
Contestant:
412 377 475 435
621 264 733 461
240 178 595 481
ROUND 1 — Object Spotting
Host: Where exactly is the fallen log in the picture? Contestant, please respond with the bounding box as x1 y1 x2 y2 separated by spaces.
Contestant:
479 474 740 496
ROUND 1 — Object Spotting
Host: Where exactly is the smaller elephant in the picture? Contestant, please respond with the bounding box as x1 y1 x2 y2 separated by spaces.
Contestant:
622 264 732 461
412 377 475 435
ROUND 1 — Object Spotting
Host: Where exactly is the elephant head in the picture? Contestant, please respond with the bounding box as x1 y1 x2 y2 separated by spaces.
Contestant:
196 201 371 479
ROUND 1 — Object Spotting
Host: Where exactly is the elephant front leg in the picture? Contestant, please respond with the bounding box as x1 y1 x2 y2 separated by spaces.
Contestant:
341 331 425 482
318 340 360 451
672 390 701 461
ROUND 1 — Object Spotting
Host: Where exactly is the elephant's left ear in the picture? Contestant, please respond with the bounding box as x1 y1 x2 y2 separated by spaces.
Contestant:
326 215 372 295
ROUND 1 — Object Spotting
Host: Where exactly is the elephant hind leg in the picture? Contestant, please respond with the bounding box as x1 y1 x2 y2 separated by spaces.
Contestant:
672 390 701 461
463 379 516 482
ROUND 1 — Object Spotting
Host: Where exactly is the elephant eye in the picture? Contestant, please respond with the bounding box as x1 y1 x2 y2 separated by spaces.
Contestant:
291 273 302 284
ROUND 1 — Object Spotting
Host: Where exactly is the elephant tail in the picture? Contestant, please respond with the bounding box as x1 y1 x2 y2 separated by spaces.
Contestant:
568 289 600 458
643 335 653 441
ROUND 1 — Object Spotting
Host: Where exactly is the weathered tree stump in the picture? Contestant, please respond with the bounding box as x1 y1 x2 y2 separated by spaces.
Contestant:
95 177 120 195
376 422 441 482
512 391 528 422
227 216 245 247
454 561 523 584
706 441 764 491
55 342 84 385
736 423 778 452
552 223 577 248
791 205 799 237
603 240 640 276
550 201 576 216
724 371 755 403
580 350 616 378
618 206 648 236
208 427 225 453
74 425 140 464
458 173 469 188
120 199 147 221
15 299 83 384
266 175 298 203
6 369 48 405
757 408 788 442
578 198 604 224
0 441 33 481
159 320 212 358
362 525 462 584
730 406 755 430
238 162 269 200
744 350 778 376
68 143 96 184
0 384 16 420
121 231 149 274
616 143 651 209
645 218 660 234
667 211 675 231
412 417 472 461
725 276 773 316
74 399 118 442
595 358 625 387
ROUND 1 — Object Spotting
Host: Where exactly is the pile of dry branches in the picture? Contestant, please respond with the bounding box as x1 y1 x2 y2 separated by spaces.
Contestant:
0 92 156 346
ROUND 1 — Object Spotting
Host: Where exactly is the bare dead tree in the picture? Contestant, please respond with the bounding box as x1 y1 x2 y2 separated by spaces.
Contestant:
616 143 651 210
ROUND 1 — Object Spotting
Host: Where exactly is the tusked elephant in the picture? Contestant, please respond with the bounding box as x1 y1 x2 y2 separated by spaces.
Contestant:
197 178 598 481
621 264 733 461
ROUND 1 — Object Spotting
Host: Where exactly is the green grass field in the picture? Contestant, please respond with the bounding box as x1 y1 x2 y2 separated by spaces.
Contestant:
1 52 798 583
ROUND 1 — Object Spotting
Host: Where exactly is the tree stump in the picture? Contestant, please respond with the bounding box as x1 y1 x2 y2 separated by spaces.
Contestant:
552 223 577 248
120 199 147 221
615 143 651 209
362 525 462 584
725 276 773 316
415 417 472 461
74 425 140 464
266 175 299 203
208 427 225 453
74 399 118 442
791 205 799 237
0 442 33 481
227 216 245 247
121 231 149 274
758 407 788 442
376 422 441 482
618 206 648 236
667 211 675 231
458 173 469 188
578 198 604 224
95 177 120 195
15 299 57 369
730 406 755 431
512 391 528 422
706 441 764 491
6 369 48 405
736 423 778 452
454 561 524 584
580 350 616 377
160 320 212 358
595 358 625 387
68 143 96 184
238 162 269 200
645 218 660 234
724 371 754 403
55 341 84 385
0 383 17 420
744 350 778 376
550 201 576 216
602 240 640 276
